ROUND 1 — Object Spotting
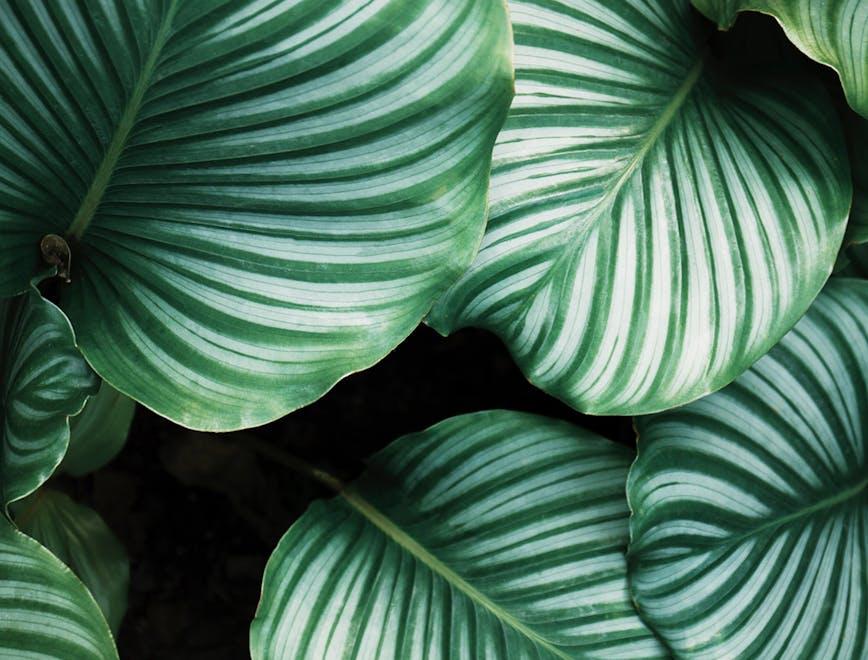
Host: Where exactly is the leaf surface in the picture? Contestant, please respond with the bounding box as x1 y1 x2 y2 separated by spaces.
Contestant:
628 278 868 658
428 0 851 415
692 0 868 117
14 489 129 636
251 411 664 659
0 0 513 429
0 286 97 509
62 382 135 477
0 515 117 659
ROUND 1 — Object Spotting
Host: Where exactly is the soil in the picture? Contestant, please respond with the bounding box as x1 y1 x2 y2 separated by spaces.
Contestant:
60 325 634 659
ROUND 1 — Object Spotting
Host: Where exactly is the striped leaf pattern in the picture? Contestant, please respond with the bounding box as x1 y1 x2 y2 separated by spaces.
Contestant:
0 516 117 659
0 0 513 430
14 489 129 636
628 278 868 658
692 0 868 117
62 381 135 477
427 0 851 415
251 411 665 659
0 287 98 509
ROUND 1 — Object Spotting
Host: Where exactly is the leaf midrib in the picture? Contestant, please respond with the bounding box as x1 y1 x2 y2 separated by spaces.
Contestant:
66 1 179 240
340 486 571 660
727 474 868 545
515 54 706 316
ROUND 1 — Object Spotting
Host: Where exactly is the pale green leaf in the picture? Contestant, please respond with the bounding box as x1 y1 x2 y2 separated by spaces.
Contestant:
251 411 665 659
13 490 129 637
0 0 513 430
628 278 867 658
428 0 851 415
1 286 98 509
62 382 135 477
692 0 868 117
0 515 117 659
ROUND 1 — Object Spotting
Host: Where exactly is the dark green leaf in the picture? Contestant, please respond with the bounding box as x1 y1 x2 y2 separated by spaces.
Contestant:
1 286 97 509
0 515 117 659
62 381 135 477
14 489 129 636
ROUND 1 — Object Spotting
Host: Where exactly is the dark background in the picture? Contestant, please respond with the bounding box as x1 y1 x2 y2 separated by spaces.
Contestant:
61 324 632 659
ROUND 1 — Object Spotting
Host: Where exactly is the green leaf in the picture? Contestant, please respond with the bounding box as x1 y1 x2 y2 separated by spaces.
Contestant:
0 1 514 431
839 243 868 277
0 515 118 659
692 0 868 118
428 0 851 416
627 278 867 658
1 286 98 510
251 410 664 659
62 382 135 477
845 115 868 243
13 489 129 636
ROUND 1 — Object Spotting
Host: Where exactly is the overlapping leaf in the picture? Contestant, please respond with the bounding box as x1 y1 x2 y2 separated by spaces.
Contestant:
13 489 129 636
428 0 851 415
628 278 867 658
0 286 97 509
0 0 514 430
62 382 135 477
692 0 868 117
251 411 664 659
0 516 117 659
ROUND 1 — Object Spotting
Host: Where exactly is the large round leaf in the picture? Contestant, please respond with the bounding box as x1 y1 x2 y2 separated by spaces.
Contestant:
62 382 135 477
251 411 665 659
0 516 117 659
0 286 98 509
427 0 851 415
0 1 513 430
14 489 129 636
628 278 867 658
692 0 868 118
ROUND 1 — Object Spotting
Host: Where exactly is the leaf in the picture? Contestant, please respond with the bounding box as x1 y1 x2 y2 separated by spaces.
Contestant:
251 410 665 659
427 0 851 415
1 285 98 510
692 0 868 118
839 243 868 278
62 381 135 477
627 278 867 658
0 1 514 430
13 489 129 636
845 115 868 243
0 515 118 659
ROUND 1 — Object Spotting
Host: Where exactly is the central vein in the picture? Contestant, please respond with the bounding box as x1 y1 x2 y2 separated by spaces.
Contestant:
66 2 178 240
341 487 572 659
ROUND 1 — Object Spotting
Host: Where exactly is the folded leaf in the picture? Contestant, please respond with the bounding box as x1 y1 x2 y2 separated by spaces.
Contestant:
628 278 867 658
0 0 513 430
251 411 664 659
692 0 868 118
428 0 851 415
63 382 135 477
14 489 129 636
0 516 117 659
0 286 97 509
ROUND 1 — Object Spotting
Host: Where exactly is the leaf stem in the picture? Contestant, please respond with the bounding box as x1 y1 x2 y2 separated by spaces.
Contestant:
243 437 345 493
